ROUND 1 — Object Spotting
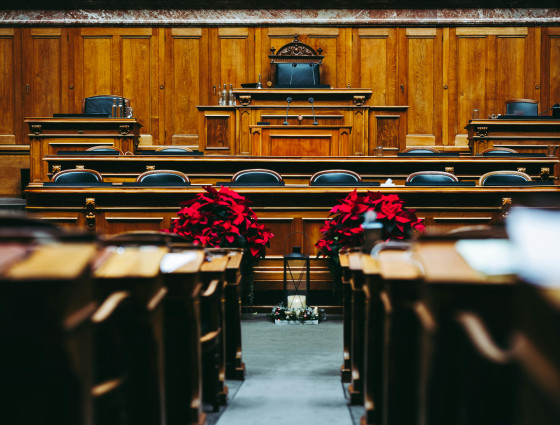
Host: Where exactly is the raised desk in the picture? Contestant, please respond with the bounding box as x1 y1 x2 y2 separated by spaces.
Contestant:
26 117 142 183
24 184 560 253
466 118 560 157
198 88 408 156
41 154 559 185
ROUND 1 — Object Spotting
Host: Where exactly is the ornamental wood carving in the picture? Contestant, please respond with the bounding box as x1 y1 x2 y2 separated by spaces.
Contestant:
269 34 324 64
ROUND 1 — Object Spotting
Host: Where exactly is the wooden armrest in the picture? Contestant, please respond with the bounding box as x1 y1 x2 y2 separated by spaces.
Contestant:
412 301 437 334
92 377 125 397
380 290 392 314
91 291 132 323
200 329 221 344
147 286 168 312
456 311 513 364
511 332 560 402
201 279 221 298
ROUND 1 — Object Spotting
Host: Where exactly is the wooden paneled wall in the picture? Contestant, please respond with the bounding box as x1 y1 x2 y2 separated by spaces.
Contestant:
0 26 558 148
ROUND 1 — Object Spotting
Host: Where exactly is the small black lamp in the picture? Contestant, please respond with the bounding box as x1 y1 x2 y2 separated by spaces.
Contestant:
283 233 311 310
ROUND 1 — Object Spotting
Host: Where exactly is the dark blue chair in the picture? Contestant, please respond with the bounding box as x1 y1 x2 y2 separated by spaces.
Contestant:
309 169 361 185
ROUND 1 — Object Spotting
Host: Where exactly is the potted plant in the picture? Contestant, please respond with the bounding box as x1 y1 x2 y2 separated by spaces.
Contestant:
164 185 274 306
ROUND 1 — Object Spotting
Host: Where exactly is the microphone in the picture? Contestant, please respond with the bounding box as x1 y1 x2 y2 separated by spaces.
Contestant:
283 97 292 125
538 102 560 116
308 97 318 125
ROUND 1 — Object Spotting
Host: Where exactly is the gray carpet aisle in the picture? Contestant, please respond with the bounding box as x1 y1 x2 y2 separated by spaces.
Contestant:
216 317 354 425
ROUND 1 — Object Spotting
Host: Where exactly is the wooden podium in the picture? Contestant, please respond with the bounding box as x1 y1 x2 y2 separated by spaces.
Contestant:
198 88 407 157
250 125 352 156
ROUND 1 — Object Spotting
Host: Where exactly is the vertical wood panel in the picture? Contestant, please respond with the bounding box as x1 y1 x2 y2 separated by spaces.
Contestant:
165 28 205 144
82 37 112 96
23 28 68 120
457 36 487 138
355 29 398 105
0 28 19 144
400 28 442 146
542 27 560 113
451 27 535 144
122 36 152 133
496 36 526 113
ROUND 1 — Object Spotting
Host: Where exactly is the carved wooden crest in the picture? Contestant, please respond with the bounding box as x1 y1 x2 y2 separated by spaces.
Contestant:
269 34 324 64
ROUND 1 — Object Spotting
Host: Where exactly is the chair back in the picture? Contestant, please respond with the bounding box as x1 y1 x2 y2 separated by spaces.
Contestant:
505 99 538 116
479 170 532 186
155 147 193 153
231 169 283 184
406 171 458 184
402 147 441 154
83 95 130 117
309 169 361 185
52 169 103 184
136 170 190 185
481 147 518 156
86 146 123 155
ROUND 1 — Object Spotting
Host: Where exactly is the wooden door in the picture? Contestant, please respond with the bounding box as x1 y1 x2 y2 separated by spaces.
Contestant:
448 27 539 146
262 28 347 88
398 28 443 147
542 27 560 114
74 28 160 143
163 28 209 146
352 28 398 106
22 28 69 122
0 28 21 144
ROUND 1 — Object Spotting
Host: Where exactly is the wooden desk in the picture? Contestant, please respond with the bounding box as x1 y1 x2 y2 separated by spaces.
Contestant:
413 240 518 425
0 242 98 425
250 125 352 156
198 88 408 156
466 118 560 158
26 117 142 183
41 154 559 185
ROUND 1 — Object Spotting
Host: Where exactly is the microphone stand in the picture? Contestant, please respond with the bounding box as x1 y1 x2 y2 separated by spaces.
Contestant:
283 97 292 125
309 97 318 125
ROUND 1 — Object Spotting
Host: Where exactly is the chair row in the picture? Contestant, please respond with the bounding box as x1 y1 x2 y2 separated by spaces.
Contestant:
50 167 539 186
76 145 529 157
342 226 560 425
0 224 246 425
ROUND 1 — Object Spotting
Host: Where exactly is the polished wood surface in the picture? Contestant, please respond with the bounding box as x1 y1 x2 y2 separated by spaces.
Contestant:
250 125 352 156
1 26 557 151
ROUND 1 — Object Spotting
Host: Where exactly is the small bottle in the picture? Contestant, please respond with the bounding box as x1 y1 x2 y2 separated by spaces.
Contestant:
228 84 234 106
222 84 227 106
361 210 383 254
111 98 117 117
257 74 262 89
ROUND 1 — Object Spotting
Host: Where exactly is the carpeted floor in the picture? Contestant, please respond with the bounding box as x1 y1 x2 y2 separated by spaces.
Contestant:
206 315 362 425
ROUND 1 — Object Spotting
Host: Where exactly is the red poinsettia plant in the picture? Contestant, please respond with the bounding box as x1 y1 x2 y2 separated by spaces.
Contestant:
164 185 274 260
316 190 425 257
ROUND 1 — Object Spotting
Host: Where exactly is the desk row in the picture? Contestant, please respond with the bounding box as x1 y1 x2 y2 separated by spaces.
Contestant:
0 228 245 425
44 167 557 187
38 153 559 185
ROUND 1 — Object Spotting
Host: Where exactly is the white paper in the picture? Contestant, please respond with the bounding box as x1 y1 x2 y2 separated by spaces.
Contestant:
455 239 515 276
506 207 560 288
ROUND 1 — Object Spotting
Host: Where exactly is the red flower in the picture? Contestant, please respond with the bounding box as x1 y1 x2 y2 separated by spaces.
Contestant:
315 190 423 257
165 186 274 260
